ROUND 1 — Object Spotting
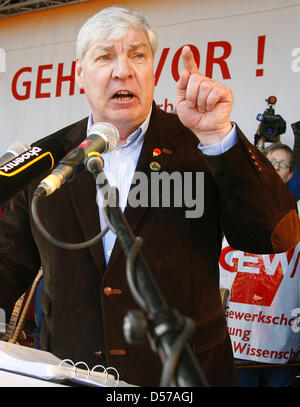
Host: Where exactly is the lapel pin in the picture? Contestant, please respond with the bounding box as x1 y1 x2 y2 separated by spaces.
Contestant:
150 161 161 171
152 148 162 157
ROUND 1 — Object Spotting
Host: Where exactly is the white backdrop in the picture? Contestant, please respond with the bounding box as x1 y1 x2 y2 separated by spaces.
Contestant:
0 0 300 152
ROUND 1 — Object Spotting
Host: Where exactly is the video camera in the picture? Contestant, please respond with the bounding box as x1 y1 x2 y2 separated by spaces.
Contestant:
256 96 286 143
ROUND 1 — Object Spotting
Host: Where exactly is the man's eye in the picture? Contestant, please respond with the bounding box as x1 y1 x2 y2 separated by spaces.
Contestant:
135 53 144 59
96 55 110 61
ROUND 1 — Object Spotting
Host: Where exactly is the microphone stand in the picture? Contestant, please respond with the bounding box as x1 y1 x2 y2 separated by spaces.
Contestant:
86 154 208 387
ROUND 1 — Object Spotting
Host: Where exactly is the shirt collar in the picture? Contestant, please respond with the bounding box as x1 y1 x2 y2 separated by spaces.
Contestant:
87 107 152 150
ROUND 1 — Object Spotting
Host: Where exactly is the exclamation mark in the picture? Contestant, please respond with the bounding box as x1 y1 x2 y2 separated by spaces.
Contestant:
256 35 266 77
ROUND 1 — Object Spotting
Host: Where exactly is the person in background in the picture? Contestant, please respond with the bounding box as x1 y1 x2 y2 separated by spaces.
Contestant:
255 118 300 200
264 143 296 185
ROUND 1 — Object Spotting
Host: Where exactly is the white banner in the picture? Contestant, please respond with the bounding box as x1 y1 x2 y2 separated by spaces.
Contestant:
220 239 300 364
0 0 300 151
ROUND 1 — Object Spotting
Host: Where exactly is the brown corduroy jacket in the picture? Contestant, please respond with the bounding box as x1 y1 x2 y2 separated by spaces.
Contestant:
0 103 298 386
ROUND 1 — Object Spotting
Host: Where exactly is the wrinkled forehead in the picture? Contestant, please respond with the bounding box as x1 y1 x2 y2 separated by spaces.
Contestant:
92 29 151 51
79 26 153 60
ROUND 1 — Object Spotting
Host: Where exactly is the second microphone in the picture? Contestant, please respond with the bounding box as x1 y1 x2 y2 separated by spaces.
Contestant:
34 122 119 199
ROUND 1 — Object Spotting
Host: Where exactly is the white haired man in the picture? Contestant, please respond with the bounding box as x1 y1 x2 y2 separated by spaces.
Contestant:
0 6 298 386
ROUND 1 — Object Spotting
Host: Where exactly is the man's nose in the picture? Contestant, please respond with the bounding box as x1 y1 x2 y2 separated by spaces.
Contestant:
112 56 133 80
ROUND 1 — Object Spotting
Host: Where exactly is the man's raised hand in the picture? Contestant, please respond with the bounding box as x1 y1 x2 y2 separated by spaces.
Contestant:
176 46 233 145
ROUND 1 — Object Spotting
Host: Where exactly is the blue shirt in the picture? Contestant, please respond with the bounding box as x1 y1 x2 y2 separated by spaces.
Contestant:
287 167 300 200
88 111 151 264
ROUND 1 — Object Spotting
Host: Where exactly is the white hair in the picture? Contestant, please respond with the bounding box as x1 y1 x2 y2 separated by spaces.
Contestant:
76 6 158 60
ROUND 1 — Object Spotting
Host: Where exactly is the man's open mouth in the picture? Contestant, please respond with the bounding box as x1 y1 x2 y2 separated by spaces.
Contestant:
112 90 134 101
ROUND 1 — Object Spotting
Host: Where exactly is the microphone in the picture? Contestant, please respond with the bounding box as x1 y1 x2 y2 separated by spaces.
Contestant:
0 141 31 166
0 137 66 206
35 122 119 198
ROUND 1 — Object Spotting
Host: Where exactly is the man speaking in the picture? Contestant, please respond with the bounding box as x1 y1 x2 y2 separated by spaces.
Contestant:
0 6 298 386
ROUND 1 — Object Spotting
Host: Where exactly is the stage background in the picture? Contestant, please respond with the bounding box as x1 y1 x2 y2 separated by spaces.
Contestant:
1 0 300 152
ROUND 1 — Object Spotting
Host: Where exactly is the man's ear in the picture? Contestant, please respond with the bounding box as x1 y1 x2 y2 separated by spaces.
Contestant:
75 58 84 89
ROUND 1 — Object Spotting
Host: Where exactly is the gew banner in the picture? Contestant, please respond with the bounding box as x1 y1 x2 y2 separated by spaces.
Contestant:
219 239 300 364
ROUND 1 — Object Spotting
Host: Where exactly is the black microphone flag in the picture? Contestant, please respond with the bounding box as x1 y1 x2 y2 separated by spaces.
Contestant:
0 139 65 206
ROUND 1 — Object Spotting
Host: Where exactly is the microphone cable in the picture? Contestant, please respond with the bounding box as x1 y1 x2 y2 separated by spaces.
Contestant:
31 187 109 250
30 123 119 250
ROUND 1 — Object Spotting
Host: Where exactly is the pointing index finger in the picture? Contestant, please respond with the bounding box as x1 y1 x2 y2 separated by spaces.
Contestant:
182 45 199 74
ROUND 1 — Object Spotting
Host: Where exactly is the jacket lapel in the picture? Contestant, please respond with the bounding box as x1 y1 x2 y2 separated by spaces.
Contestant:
68 169 106 273
63 118 106 274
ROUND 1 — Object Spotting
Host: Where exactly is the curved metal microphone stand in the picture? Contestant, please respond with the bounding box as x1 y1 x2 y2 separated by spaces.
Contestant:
86 154 208 387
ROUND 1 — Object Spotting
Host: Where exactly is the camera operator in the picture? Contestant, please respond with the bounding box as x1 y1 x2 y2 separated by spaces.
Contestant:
254 96 300 200
254 96 286 151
